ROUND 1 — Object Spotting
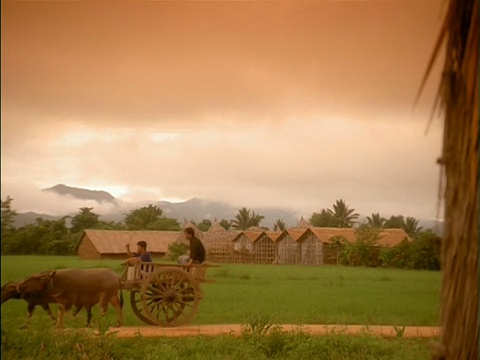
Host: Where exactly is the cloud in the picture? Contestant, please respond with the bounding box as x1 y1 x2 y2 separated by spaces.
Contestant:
1 1 445 222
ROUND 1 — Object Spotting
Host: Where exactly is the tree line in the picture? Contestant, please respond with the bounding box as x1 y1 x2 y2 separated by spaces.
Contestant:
1 197 441 270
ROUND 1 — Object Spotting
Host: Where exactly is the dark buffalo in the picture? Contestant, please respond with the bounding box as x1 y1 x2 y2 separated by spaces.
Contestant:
2 279 91 327
2 280 57 324
17 268 123 327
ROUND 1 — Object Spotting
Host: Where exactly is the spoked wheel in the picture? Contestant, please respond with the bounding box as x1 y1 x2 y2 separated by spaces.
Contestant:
140 267 201 327
130 290 157 325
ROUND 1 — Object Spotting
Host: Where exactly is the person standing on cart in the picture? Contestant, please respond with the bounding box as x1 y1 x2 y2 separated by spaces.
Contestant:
184 227 205 265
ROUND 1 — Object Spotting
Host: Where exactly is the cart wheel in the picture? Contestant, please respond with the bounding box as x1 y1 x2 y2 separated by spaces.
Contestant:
140 267 200 327
130 290 157 326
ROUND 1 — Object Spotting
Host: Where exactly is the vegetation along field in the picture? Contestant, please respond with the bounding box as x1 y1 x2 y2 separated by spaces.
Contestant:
1 256 441 359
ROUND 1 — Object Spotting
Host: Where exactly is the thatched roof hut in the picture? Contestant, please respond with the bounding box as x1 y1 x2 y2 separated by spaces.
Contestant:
308 227 410 247
78 229 180 260
203 220 237 263
181 218 204 240
231 231 262 264
275 229 306 264
377 229 411 247
255 231 281 264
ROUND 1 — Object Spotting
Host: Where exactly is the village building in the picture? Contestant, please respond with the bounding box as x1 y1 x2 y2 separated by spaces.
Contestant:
255 231 281 264
274 229 306 265
309 227 411 265
78 229 181 260
78 224 411 266
202 220 237 263
232 231 261 264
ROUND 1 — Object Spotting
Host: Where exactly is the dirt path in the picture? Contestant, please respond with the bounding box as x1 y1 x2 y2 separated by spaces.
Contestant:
107 324 441 338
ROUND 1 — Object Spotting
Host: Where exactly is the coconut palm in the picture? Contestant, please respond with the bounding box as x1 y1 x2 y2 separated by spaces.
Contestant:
230 207 265 230
418 0 478 357
366 213 386 228
327 199 359 228
273 219 286 231
403 217 423 239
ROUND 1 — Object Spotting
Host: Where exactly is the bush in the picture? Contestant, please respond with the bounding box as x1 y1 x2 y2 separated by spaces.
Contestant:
379 231 441 271
166 241 188 261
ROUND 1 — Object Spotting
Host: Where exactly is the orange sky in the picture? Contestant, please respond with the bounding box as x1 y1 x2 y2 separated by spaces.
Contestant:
1 1 446 223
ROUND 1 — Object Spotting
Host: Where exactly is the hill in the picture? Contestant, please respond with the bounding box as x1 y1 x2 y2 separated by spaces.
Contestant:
13 184 443 235
42 184 116 203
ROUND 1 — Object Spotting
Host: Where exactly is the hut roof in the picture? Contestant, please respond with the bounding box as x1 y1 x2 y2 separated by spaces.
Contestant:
203 224 239 245
81 229 180 254
378 229 411 247
284 229 308 241
207 221 228 233
265 231 282 242
182 218 204 239
309 227 357 243
309 227 411 246
232 231 264 242
295 217 311 229
245 226 266 232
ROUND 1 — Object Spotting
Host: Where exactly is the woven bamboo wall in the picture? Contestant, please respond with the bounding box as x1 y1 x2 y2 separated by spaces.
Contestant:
254 235 277 264
276 234 301 264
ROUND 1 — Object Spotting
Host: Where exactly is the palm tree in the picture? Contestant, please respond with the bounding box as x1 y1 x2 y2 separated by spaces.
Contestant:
273 219 286 231
230 207 265 230
327 199 359 228
402 217 423 238
366 213 386 228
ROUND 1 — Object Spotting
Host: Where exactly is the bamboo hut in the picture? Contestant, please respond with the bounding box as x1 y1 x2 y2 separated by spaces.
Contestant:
203 220 237 263
78 229 180 260
307 227 410 265
232 231 261 264
298 228 324 265
309 228 356 265
419 0 478 357
274 229 306 264
254 231 280 264
181 218 204 240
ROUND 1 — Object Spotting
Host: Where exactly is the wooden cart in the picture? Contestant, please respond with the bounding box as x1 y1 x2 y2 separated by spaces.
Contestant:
121 262 216 327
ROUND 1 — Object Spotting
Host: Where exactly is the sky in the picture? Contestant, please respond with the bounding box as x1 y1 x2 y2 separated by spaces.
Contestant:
1 0 446 222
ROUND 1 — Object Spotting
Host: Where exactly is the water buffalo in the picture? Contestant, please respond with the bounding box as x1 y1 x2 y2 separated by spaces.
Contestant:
2 280 90 327
2 281 57 323
17 268 123 327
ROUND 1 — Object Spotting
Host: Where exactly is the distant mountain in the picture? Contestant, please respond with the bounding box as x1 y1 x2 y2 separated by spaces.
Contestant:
155 197 301 229
14 184 443 235
16 185 302 229
43 184 116 203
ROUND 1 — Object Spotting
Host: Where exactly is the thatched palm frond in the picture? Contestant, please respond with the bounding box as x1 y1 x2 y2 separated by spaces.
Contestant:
419 0 478 358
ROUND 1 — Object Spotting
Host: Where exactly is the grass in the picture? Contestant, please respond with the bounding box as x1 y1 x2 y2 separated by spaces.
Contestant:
1 256 441 359
1 256 441 327
0 319 438 360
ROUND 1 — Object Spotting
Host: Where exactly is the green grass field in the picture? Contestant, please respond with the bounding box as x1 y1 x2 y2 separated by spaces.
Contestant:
1 256 441 359
1 256 441 327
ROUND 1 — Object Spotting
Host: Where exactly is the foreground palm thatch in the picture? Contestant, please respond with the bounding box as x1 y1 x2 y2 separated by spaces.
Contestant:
419 0 478 358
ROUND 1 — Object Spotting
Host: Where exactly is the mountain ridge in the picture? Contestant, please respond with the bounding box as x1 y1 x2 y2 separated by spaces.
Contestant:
15 184 443 234
43 184 116 203
21 184 302 229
